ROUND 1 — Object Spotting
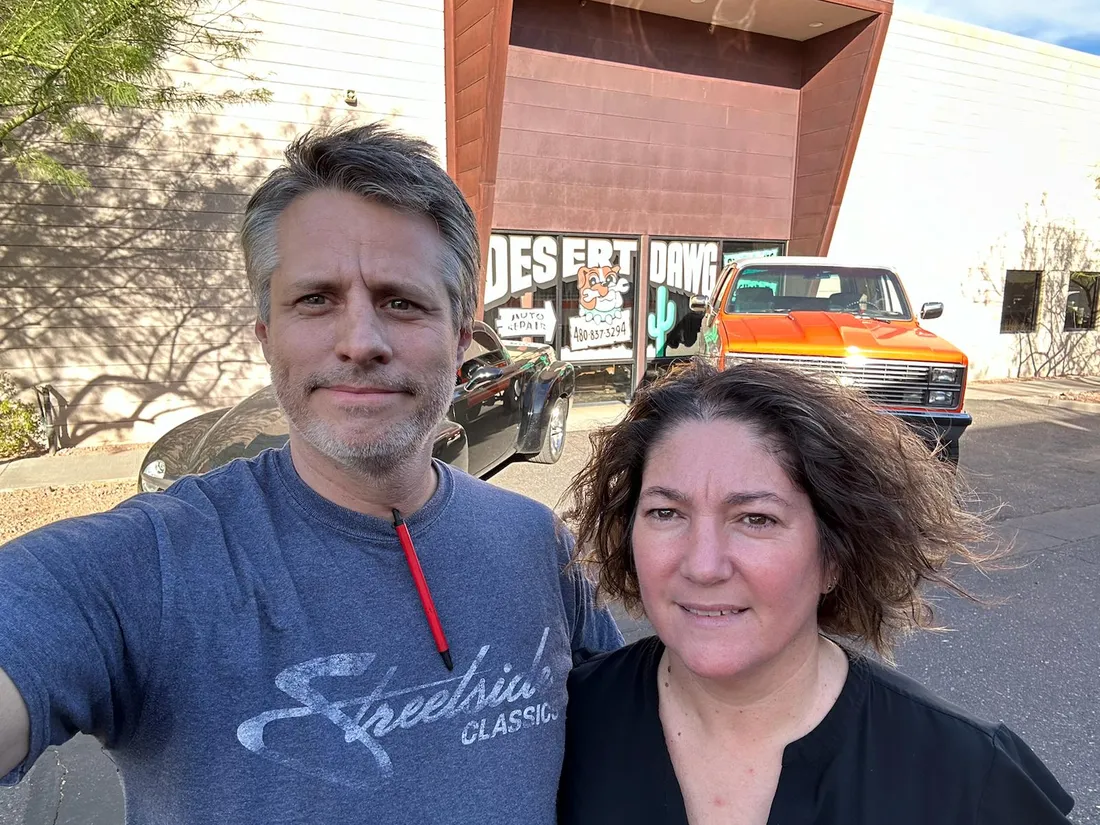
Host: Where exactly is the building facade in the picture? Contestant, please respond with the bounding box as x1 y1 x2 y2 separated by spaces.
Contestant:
831 8 1100 380
1 0 1097 444
0 0 450 445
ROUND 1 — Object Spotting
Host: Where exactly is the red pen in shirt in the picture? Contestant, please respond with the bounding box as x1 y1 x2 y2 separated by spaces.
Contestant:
392 508 453 671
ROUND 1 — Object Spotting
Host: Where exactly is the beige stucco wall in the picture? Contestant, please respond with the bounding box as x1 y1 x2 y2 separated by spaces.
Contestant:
0 0 446 446
831 7 1100 381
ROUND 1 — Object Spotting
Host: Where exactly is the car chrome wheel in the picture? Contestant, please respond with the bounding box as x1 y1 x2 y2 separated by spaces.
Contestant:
549 399 567 458
531 396 569 464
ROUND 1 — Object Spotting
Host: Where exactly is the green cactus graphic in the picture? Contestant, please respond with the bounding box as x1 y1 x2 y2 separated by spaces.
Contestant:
648 285 676 357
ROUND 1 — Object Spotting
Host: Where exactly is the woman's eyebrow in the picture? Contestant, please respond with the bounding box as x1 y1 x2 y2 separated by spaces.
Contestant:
640 488 791 507
723 491 790 507
639 486 687 502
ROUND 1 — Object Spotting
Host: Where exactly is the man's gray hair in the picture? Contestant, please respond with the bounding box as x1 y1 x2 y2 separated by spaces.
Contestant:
240 121 480 330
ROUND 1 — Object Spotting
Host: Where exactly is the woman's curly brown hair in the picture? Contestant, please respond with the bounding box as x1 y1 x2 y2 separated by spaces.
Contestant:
564 358 993 658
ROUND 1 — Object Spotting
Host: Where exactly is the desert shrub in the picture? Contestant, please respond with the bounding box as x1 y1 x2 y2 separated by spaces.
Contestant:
0 373 46 459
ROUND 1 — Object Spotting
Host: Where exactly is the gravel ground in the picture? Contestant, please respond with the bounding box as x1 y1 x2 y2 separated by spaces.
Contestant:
0 482 136 544
1059 391 1100 403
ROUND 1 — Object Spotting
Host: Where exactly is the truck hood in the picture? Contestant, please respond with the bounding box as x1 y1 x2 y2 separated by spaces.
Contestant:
720 312 967 363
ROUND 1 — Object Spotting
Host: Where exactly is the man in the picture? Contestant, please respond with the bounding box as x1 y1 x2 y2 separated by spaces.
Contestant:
0 122 622 823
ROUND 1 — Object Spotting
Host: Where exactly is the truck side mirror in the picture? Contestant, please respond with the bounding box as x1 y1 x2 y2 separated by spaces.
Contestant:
688 296 708 314
920 302 944 320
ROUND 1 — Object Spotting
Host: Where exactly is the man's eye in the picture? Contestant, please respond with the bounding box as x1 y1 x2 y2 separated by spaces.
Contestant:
299 294 326 306
387 298 414 311
647 508 678 521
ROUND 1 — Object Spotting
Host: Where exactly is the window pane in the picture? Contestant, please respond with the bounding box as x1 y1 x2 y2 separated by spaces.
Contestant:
1065 273 1099 331
724 265 911 319
1000 270 1042 333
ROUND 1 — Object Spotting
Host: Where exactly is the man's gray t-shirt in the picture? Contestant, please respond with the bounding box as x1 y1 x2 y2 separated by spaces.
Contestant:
0 447 622 823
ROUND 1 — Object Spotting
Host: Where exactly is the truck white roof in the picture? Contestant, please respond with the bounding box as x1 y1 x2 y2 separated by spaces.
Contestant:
732 255 900 272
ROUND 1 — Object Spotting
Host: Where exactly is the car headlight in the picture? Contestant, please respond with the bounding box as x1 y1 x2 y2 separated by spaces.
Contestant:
930 367 962 385
139 460 172 493
927 390 959 407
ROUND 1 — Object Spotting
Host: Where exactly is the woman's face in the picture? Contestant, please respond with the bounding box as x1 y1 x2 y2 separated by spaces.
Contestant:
632 418 829 683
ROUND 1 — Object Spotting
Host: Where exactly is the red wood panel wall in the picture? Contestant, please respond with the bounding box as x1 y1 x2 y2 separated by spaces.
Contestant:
493 0 802 240
789 14 890 255
445 0 513 308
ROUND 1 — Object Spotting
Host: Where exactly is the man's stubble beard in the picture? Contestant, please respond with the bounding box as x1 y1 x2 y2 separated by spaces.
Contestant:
270 358 455 477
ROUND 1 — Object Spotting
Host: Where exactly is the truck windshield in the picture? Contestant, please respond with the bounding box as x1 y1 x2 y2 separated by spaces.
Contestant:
725 265 912 320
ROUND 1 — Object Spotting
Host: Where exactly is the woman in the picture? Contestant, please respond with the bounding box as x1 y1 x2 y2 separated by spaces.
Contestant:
559 359 1073 825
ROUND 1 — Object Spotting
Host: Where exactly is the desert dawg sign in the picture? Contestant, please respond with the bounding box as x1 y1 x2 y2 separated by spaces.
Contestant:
484 234 639 308
648 238 721 299
484 233 640 362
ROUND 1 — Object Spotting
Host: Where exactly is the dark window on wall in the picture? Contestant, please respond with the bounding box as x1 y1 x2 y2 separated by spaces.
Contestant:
721 240 787 269
1065 272 1099 331
1000 270 1042 333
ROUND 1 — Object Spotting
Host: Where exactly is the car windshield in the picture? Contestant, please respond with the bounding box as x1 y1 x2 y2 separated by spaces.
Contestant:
724 265 912 320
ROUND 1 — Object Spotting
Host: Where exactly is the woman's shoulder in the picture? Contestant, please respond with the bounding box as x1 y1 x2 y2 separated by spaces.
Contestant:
853 654 1017 762
850 656 1074 819
856 655 1002 738
568 635 662 708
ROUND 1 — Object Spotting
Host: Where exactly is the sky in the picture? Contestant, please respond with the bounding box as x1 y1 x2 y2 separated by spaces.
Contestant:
896 0 1100 56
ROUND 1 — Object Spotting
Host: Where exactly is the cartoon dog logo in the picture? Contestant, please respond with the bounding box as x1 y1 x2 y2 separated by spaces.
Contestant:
578 265 630 323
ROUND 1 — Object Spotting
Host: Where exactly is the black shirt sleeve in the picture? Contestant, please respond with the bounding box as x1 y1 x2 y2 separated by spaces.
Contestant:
976 725 1074 823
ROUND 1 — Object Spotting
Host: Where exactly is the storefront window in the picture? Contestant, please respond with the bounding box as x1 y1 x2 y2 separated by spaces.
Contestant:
646 238 720 359
485 233 789 398
644 238 787 360
483 232 640 402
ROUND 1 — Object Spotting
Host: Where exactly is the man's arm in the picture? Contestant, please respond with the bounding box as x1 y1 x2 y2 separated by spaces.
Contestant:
0 667 29 778
553 520 624 661
0 504 164 782
568 565 624 664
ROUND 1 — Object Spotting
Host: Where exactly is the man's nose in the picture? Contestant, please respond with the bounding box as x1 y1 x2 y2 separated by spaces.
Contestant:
679 518 734 586
334 300 393 365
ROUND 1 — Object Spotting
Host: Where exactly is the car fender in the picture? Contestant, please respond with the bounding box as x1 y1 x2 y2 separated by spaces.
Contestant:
433 419 469 473
517 363 575 454
137 406 233 491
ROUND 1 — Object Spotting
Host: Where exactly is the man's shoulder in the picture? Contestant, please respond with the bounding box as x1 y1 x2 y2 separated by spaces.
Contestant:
445 464 561 531
131 449 280 517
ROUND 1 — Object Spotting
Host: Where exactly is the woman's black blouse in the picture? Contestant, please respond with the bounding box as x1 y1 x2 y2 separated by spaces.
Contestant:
558 636 1074 825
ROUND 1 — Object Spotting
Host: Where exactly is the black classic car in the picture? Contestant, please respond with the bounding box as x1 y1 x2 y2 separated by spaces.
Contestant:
138 323 575 492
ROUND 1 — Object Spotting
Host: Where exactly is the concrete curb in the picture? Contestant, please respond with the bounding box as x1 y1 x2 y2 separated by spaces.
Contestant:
0 448 146 493
965 393 1100 414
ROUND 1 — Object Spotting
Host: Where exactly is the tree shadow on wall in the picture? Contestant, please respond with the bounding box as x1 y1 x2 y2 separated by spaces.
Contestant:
0 110 302 446
972 198 1100 379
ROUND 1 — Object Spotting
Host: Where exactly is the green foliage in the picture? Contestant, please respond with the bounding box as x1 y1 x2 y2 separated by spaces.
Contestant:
0 0 271 187
0 374 45 460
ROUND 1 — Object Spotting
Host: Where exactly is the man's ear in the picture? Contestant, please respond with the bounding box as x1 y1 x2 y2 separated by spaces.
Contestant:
455 325 473 369
255 318 271 364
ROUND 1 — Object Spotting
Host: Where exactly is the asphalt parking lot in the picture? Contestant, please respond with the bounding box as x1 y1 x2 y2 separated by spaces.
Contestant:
1 396 1098 823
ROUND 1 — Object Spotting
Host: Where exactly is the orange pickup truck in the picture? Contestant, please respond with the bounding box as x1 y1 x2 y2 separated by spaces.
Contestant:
686 256 972 461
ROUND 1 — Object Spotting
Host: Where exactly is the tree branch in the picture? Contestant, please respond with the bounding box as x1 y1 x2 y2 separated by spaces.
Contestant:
0 99 56 144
